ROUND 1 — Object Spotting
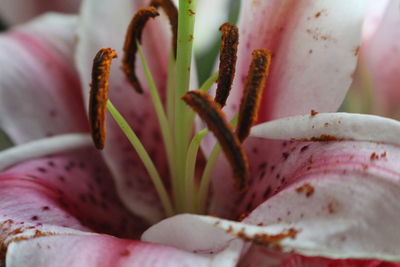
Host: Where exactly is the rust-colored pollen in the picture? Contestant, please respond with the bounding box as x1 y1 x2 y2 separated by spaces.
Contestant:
122 7 160 93
182 91 249 190
236 228 298 246
214 22 239 107
89 48 117 150
150 0 178 57
236 49 271 142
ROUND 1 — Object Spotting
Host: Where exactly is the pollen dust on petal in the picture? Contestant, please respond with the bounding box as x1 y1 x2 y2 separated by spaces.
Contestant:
120 249 131 256
295 183 314 197
235 227 298 248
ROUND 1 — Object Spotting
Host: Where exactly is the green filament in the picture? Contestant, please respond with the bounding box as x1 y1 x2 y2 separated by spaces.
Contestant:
185 128 208 212
137 43 177 196
197 115 238 213
107 100 174 216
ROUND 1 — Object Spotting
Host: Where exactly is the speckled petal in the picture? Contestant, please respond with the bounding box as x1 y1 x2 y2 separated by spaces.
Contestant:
251 112 400 144
208 111 400 260
0 145 147 246
239 140 400 260
0 14 88 144
223 0 369 122
163 138 400 260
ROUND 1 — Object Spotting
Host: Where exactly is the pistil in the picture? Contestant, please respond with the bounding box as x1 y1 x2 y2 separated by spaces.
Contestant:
173 0 198 212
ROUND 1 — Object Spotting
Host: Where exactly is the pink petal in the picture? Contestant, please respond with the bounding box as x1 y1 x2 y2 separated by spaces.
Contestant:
357 0 400 118
224 0 368 122
182 139 400 260
6 234 215 267
362 0 390 42
1 146 147 240
76 0 176 222
0 14 88 144
0 0 81 25
239 247 400 266
240 141 400 259
212 112 400 218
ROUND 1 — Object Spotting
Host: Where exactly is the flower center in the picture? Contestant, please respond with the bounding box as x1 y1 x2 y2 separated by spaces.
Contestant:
88 0 271 218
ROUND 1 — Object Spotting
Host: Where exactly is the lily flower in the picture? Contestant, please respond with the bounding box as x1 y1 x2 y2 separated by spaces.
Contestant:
0 0 399 266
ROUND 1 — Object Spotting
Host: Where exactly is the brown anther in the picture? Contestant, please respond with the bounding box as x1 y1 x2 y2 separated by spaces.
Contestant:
182 91 249 190
122 7 159 93
236 49 271 142
89 48 117 150
150 0 178 57
214 22 239 107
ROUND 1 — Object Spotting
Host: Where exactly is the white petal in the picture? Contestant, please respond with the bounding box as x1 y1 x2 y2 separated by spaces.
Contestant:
224 0 370 122
251 112 400 144
142 214 243 266
0 134 91 171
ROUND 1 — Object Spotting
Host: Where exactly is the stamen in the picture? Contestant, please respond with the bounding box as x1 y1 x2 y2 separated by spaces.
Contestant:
89 48 117 150
236 49 271 142
214 22 239 107
182 91 249 190
122 7 159 93
150 0 178 57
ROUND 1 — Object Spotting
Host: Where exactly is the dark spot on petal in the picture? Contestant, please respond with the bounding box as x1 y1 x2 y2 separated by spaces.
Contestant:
300 145 309 152
47 161 55 167
79 194 87 203
263 186 272 199
37 167 47 173
120 249 131 256
258 162 267 170
258 171 266 181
